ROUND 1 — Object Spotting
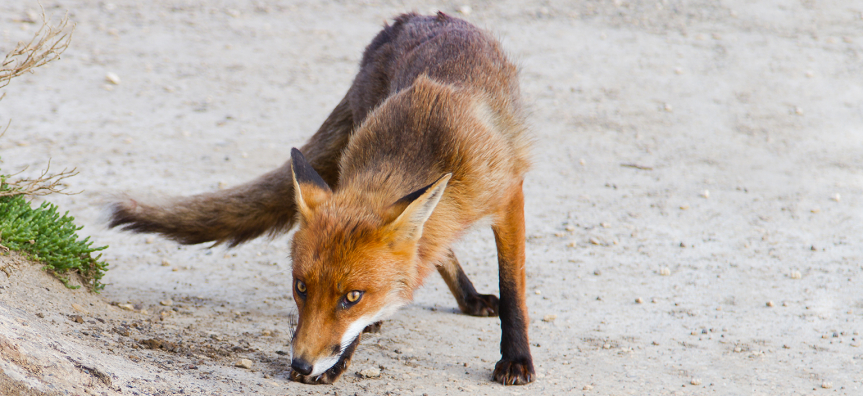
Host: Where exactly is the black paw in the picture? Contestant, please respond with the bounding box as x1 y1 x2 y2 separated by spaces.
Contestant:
493 357 535 385
363 321 383 334
462 294 499 317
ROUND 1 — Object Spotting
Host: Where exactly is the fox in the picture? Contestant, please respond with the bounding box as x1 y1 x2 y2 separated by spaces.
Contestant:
108 12 534 385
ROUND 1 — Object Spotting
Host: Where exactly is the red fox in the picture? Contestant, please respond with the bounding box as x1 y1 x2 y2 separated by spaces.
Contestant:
109 12 533 385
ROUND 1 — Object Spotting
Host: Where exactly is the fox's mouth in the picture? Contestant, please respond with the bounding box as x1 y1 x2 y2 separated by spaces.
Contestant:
289 334 362 384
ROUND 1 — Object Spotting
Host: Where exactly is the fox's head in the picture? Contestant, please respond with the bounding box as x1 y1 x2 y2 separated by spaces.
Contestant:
287 148 449 383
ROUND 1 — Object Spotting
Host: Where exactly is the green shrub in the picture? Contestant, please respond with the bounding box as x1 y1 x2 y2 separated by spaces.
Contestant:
0 173 108 292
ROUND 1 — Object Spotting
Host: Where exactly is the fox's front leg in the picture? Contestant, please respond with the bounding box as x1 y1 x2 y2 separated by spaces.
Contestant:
490 181 534 385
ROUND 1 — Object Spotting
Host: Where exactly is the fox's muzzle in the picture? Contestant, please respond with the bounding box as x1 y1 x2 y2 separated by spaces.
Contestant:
290 357 313 376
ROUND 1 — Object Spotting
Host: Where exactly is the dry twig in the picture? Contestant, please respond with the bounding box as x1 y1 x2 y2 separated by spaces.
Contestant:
1 159 80 197
620 163 653 171
0 6 74 99
0 7 78 198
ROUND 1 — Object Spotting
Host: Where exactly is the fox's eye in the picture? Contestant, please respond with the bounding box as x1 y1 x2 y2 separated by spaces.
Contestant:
295 280 307 296
346 291 362 303
342 291 363 308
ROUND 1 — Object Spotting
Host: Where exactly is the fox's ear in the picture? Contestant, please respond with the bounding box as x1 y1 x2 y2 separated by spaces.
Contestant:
385 173 451 243
291 148 332 219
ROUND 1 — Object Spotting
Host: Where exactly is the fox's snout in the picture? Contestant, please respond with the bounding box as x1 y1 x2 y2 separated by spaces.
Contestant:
290 325 346 377
290 357 313 376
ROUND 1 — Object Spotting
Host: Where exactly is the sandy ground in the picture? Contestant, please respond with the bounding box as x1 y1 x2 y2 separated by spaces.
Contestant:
1 0 862 395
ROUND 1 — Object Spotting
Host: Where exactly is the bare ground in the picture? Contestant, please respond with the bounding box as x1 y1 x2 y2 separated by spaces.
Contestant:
1 0 862 395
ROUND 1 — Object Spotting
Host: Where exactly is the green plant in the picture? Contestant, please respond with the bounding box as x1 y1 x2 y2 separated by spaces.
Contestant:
0 173 108 291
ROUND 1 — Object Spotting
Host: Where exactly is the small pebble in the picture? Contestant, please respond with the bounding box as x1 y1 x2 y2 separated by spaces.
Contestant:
680 204 690 210
534 290 541 295
674 67 684 74
160 300 173 306
794 106 804 115
118 304 135 311
593 269 602 276
833 332 839 338
782 301 789 307
542 314 557 323
766 301 775 307
359 367 381 378
805 70 814 78
733 346 742 353
832 193 841 202
458 5 472 15
600 222 610 228
659 267 671 276
235 359 253 369
651 298 658 303
565 225 575 231
691 378 702 386
663 103 673 112
701 190 710 199
790 271 802 279
583 384 593 391
105 72 121 85
145 236 155 244
589 237 601 245
821 381 832 389
602 343 611 349
635 297 644 304
71 303 88 313
261 329 272 336
810 207 821 213
161 259 170 266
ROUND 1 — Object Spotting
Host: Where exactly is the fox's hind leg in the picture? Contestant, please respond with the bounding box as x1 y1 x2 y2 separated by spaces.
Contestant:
108 94 354 247
437 249 499 317
490 181 534 385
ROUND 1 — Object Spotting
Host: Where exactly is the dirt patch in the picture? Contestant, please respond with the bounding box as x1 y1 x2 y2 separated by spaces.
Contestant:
0 253 298 395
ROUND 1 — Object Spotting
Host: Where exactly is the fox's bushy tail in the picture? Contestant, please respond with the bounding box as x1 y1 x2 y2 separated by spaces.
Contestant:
108 95 354 247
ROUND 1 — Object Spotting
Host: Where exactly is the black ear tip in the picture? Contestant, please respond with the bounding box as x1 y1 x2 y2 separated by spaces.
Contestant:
291 148 303 160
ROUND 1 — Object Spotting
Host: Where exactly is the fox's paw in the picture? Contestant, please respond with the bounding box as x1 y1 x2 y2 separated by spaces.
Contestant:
493 357 535 385
362 321 383 334
463 294 499 317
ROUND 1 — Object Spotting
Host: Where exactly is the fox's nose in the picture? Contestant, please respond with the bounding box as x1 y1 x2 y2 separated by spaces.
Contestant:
291 357 313 376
